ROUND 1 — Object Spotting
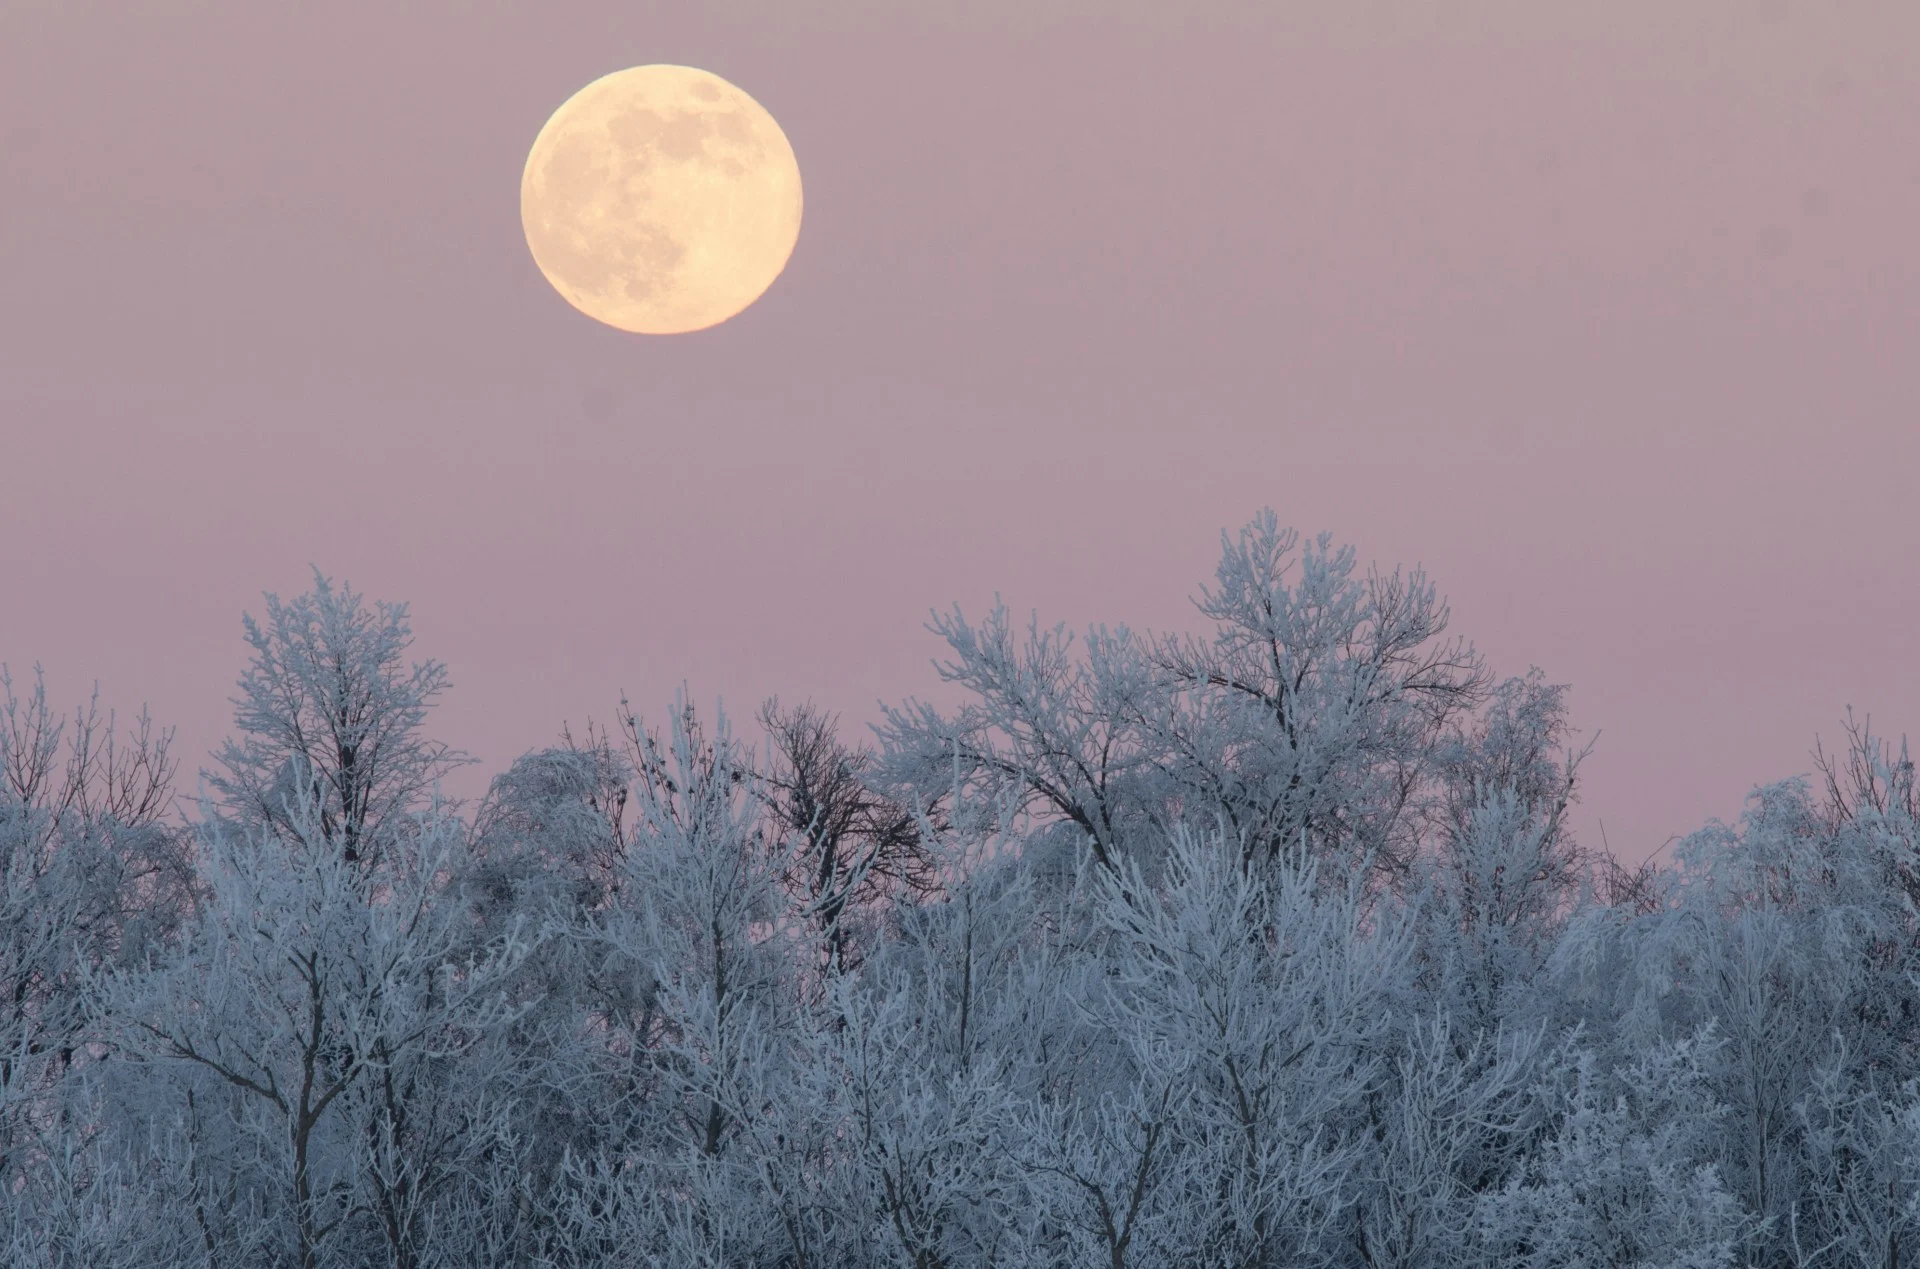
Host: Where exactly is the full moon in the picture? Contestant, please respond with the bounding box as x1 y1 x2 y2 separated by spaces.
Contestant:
520 65 803 335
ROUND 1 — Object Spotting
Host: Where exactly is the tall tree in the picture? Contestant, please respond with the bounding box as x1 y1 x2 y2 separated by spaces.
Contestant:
207 570 467 865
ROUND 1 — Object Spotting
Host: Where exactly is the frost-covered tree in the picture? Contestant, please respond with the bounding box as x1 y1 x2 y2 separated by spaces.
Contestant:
1412 673 1590 1034
94 790 529 1269
877 604 1155 876
207 570 468 865
0 667 190 1204
472 718 635 923
1584 767 1920 1268
877 512 1491 884
1346 1016 1550 1269
814 785 1048 1267
1478 1033 1748 1269
1793 1041 1920 1269
1071 828 1410 1266
545 699 816 1264
1143 515 1490 875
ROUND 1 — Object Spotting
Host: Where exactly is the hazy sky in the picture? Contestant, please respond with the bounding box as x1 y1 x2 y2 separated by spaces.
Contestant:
3 0 1915 862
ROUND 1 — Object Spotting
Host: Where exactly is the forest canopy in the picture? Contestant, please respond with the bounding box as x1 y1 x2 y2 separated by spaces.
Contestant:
3 513 1916 1268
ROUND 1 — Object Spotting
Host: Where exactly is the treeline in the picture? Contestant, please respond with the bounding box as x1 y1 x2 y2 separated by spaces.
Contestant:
2 513 1916 1268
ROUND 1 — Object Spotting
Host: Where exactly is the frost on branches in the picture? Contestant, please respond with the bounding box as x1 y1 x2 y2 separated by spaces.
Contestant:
3 514 1916 1268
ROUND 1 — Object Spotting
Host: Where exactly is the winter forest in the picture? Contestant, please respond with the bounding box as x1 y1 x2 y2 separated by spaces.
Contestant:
3 512 1916 1269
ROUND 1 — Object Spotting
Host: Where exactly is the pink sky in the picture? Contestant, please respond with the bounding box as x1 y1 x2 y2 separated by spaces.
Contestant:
2 0 1915 863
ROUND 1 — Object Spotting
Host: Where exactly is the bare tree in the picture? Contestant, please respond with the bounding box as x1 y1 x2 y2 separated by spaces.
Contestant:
757 698 934 973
